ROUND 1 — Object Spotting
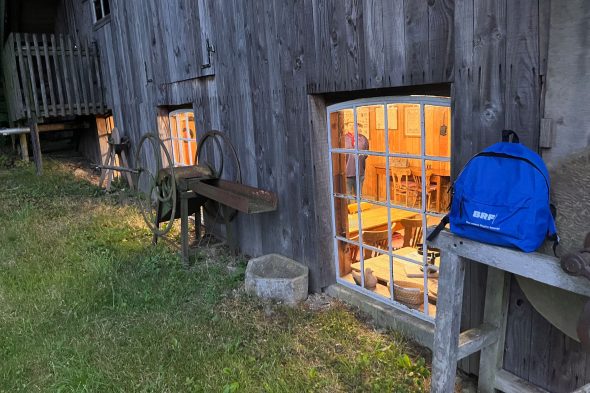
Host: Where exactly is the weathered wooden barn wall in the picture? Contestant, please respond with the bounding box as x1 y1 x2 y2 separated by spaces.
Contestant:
55 0 455 293
500 2 590 392
304 0 454 92
55 0 590 390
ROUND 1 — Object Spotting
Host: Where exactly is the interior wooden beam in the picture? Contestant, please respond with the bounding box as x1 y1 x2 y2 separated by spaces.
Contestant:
38 122 90 132
456 323 499 360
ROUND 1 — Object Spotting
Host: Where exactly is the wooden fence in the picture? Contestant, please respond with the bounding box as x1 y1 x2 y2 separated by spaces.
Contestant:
2 32 107 122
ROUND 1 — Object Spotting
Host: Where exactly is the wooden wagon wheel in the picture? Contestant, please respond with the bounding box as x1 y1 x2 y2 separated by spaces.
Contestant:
134 133 177 236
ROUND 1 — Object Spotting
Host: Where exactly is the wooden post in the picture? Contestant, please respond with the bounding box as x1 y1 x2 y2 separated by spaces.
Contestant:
18 133 29 162
478 267 510 393
431 252 466 393
194 208 202 244
28 115 42 175
223 204 237 255
98 143 113 188
180 192 190 266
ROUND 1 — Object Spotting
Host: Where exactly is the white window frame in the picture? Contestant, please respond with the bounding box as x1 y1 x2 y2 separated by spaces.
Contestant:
327 96 451 322
166 109 197 167
92 0 111 24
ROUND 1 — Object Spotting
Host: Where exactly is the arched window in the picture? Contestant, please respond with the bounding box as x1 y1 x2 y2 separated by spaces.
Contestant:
168 109 197 166
328 96 451 320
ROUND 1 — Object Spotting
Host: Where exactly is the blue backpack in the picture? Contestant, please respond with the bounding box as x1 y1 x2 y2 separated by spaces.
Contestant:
428 130 559 253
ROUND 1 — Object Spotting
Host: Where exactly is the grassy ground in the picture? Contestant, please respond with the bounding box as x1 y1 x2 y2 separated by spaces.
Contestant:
0 156 431 392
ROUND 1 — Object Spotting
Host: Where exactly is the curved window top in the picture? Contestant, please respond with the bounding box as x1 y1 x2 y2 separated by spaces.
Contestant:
327 96 449 113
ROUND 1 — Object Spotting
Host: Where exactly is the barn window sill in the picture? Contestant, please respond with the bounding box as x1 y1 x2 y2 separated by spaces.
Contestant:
93 15 111 31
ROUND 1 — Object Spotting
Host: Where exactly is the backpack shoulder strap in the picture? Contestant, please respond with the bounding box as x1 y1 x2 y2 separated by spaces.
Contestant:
548 204 560 257
426 215 450 242
502 130 520 143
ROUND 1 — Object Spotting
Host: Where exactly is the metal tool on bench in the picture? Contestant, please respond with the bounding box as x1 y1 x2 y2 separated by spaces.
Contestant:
108 131 278 264
560 232 590 280
560 232 590 351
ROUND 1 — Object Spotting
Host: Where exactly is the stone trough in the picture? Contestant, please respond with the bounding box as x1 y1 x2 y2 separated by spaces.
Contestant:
245 254 309 305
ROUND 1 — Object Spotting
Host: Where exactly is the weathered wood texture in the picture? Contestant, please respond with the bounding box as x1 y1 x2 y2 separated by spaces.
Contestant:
1 32 106 121
306 0 454 93
431 231 590 393
451 0 548 377
53 0 454 291
504 276 590 392
53 1 590 390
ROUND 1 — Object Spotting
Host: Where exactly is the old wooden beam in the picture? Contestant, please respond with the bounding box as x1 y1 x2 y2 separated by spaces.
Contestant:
18 133 28 162
430 230 590 297
51 34 65 117
32 34 49 117
24 34 41 118
41 34 56 117
15 33 31 119
67 36 81 115
28 114 42 175
495 369 549 393
430 252 466 392
37 122 90 132
477 267 510 392
60 34 73 115
456 323 500 360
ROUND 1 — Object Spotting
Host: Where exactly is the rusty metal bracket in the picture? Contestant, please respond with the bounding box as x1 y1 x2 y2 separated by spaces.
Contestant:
201 38 215 69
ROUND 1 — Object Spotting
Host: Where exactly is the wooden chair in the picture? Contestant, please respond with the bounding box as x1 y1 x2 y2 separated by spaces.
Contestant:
400 216 424 248
391 168 419 207
362 228 391 258
349 227 392 261
412 171 437 211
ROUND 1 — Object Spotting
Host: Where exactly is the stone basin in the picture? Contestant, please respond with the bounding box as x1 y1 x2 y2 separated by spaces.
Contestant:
245 254 309 305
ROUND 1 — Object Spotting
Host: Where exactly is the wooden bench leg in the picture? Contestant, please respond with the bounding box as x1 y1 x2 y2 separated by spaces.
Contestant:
180 192 190 266
478 267 510 393
431 253 466 393
19 133 29 162
29 117 42 175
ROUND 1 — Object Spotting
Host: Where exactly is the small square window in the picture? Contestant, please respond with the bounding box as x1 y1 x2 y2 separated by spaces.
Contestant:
92 0 111 23
164 109 197 167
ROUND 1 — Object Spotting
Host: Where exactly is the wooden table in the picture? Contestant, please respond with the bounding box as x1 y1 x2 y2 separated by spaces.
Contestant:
351 247 438 288
351 247 438 313
374 164 450 211
347 206 416 236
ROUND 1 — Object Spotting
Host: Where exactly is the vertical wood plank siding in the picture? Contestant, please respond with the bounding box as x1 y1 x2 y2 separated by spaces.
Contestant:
51 1 590 390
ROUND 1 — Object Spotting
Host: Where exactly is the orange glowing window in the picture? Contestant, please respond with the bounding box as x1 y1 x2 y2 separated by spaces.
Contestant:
168 109 197 166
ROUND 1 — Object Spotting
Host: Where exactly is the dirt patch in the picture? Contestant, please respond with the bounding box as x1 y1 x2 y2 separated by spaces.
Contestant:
51 154 101 186
305 292 337 312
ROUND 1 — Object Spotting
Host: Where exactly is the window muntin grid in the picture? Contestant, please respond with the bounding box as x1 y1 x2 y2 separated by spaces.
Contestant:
166 109 197 167
327 96 451 321
92 0 110 22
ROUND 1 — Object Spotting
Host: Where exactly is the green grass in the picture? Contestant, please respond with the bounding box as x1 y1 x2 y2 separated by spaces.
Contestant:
0 158 430 392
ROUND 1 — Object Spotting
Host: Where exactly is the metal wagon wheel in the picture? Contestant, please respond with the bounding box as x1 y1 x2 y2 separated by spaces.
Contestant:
196 130 242 223
134 133 177 236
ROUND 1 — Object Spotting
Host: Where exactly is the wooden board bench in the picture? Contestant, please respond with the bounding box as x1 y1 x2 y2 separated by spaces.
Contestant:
428 230 590 393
